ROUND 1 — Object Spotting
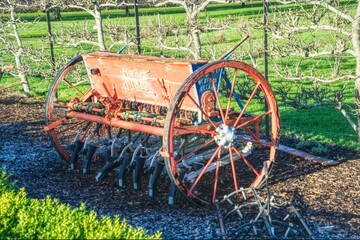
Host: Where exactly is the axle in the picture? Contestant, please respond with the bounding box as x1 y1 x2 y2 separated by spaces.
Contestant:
66 111 165 136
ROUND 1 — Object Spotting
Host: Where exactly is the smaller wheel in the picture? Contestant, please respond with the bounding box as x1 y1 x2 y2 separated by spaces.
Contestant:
163 60 280 205
44 54 116 163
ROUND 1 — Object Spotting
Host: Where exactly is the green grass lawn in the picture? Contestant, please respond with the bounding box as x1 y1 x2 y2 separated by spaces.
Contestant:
0 0 358 150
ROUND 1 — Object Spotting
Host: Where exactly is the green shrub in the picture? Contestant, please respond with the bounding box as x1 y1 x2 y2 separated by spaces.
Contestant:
0 170 161 239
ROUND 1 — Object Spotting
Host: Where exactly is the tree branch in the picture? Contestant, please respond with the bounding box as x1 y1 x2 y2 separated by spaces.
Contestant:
68 4 95 18
99 3 122 8
273 64 356 83
286 50 354 58
157 38 198 59
285 25 351 37
309 0 354 22
70 40 100 48
192 0 227 18
283 74 355 83
109 41 135 51
154 0 187 8
154 0 189 16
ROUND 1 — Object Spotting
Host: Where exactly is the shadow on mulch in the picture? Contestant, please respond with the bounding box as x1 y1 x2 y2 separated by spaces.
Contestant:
0 91 359 238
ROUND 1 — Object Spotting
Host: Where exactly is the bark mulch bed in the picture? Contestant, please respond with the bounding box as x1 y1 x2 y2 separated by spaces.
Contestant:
0 91 359 239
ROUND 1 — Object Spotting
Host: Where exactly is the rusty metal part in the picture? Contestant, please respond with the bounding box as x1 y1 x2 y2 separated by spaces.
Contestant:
278 144 340 166
201 90 215 114
44 47 281 207
82 52 208 112
216 162 314 239
215 199 227 239
66 111 164 136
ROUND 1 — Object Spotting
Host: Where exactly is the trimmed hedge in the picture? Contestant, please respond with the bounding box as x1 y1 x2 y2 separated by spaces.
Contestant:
0 170 161 239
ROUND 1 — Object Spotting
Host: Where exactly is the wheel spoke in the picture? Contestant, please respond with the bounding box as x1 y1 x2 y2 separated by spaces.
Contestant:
53 104 68 109
56 120 87 135
80 88 94 102
233 82 261 127
44 118 68 131
174 125 217 136
63 77 85 95
229 147 239 192
210 73 225 122
188 146 222 196
212 148 222 203
232 146 260 177
176 139 215 164
236 136 274 148
243 126 259 142
235 110 272 130
224 69 238 121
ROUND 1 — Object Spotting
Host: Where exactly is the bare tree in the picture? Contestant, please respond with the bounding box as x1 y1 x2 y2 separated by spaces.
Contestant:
49 0 124 50
0 0 34 96
267 0 360 141
153 0 230 59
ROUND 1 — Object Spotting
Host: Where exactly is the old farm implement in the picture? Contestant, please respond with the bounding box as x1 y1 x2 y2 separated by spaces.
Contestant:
44 48 280 205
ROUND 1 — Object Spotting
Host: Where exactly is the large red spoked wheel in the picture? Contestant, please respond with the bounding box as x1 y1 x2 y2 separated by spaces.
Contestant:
163 60 280 205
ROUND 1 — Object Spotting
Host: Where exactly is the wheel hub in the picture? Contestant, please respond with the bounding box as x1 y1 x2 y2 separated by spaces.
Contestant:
214 124 236 148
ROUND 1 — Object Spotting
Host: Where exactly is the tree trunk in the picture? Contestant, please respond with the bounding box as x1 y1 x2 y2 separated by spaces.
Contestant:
191 29 201 59
189 15 201 59
94 5 106 50
10 5 30 97
353 1 360 141
14 51 30 96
